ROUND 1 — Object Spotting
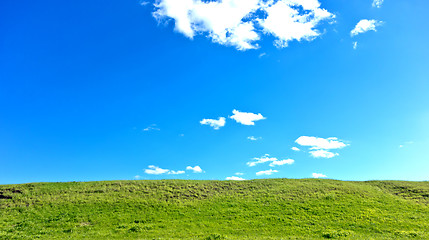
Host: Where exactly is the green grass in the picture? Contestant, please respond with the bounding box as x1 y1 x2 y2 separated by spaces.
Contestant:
1 179 428 239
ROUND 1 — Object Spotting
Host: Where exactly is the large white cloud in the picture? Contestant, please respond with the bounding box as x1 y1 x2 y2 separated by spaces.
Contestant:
153 0 334 50
258 0 334 48
230 109 265 126
256 169 278 176
200 117 226 130
295 136 348 159
351 19 383 37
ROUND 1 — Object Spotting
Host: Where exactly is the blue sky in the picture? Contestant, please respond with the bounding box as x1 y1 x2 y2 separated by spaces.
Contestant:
1 0 428 184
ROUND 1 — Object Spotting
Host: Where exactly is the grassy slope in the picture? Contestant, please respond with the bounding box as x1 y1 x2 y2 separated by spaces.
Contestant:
0 179 428 239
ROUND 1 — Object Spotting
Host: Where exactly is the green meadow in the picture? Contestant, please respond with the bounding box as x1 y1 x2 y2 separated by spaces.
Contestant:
1 179 428 239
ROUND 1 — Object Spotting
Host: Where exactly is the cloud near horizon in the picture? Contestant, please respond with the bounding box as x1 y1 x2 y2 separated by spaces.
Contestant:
144 165 185 175
312 173 327 178
256 169 278 176
226 176 246 180
153 0 334 50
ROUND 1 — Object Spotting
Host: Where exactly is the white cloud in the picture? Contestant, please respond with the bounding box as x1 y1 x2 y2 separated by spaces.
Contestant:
153 0 334 50
295 136 348 158
230 109 265 126
153 0 261 50
351 19 383 37
143 124 160 131
269 159 294 167
247 154 294 167
247 154 276 166
248 136 262 141
353 41 358 50
309 149 338 158
144 165 171 175
144 165 185 175
258 52 267 58
312 173 327 178
226 176 246 180
134 175 142 179
295 136 347 150
291 147 300 151
372 0 384 8
186 165 203 173
200 117 226 130
258 0 335 48
256 169 278 176
235 172 244 175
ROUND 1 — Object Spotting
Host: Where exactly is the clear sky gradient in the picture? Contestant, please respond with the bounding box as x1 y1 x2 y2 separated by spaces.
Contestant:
1 0 428 184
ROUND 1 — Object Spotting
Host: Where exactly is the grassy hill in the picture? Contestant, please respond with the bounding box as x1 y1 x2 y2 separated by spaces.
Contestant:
1 179 428 239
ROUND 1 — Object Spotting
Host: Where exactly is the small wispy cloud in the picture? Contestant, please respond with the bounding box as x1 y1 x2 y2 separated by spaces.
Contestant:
186 165 204 173
269 159 294 167
144 165 185 175
247 136 262 141
247 154 294 167
226 176 246 180
247 154 276 167
256 169 278 176
291 147 300 151
143 124 160 131
310 150 339 158
200 117 226 130
134 175 142 179
353 41 358 50
230 109 265 126
312 173 327 178
351 19 383 37
258 52 267 58
399 141 414 148
372 0 384 8
235 172 244 176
